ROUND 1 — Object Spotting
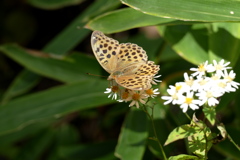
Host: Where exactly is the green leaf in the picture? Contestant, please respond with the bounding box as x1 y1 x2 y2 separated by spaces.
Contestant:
86 8 175 34
158 22 240 66
1 69 41 104
27 0 84 10
0 145 18 159
55 124 80 146
115 108 148 160
121 0 240 22
47 124 83 160
187 127 213 158
43 0 121 55
157 24 209 65
15 129 56 160
1 0 121 101
58 141 117 160
168 154 200 160
208 23 240 66
0 44 101 83
0 121 51 147
0 79 112 135
202 107 216 126
164 124 202 146
158 44 179 63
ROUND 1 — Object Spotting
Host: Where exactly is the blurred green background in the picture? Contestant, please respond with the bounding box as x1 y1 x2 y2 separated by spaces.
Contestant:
0 0 240 159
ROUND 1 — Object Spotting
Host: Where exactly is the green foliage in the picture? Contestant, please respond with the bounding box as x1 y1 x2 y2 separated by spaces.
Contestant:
28 0 84 10
164 124 202 146
0 44 101 83
115 108 148 160
86 8 174 34
202 107 216 126
121 0 240 21
168 154 200 160
0 0 240 159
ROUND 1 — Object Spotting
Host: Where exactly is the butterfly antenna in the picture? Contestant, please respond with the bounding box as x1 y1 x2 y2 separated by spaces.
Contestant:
86 73 107 78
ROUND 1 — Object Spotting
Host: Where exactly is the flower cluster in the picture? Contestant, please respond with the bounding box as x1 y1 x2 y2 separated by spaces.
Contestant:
104 75 161 108
162 60 239 112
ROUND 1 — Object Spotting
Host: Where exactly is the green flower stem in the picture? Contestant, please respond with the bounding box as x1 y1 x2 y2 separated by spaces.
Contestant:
143 105 167 160
228 133 240 151
184 113 192 121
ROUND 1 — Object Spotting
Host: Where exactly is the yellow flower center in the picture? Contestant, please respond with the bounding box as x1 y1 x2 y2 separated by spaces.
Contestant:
175 84 182 91
111 86 119 93
199 79 207 86
215 64 222 70
225 76 233 82
132 93 140 100
185 79 194 86
206 91 213 98
172 93 178 100
185 97 193 104
211 75 219 80
145 89 153 95
122 92 129 99
198 64 205 72
218 82 226 88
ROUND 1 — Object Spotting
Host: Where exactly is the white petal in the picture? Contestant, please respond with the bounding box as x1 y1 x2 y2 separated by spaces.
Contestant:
189 104 199 110
180 104 188 113
129 101 135 107
208 97 219 106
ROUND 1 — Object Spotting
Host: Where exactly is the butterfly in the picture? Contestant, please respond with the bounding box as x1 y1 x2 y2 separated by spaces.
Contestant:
91 31 160 90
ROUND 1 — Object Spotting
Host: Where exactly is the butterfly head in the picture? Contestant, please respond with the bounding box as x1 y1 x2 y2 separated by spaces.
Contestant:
108 71 123 80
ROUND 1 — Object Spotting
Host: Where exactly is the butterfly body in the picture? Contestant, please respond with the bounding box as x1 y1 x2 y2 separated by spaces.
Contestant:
91 31 159 90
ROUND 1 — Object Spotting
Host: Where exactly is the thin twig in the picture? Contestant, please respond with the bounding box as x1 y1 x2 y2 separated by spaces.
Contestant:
143 105 167 160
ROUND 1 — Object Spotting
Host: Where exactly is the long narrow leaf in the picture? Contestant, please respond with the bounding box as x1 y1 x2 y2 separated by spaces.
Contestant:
115 108 148 160
86 8 175 34
121 0 240 22
0 44 101 83
0 79 112 135
1 0 121 102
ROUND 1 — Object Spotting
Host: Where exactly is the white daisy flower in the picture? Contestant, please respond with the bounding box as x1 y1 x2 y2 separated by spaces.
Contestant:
196 89 223 106
162 59 239 109
176 82 191 93
191 76 211 92
212 59 231 75
128 90 148 108
222 70 240 89
190 61 214 77
161 87 184 105
215 79 236 93
178 91 201 113
117 89 131 102
183 72 195 89
145 88 160 98
104 85 120 100
208 74 223 91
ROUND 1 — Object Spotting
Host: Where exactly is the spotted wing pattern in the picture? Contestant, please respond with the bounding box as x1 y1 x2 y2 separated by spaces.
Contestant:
91 31 119 73
116 43 148 71
134 61 160 76
116 75 152 90
116 61 160 90
91 31 160 90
